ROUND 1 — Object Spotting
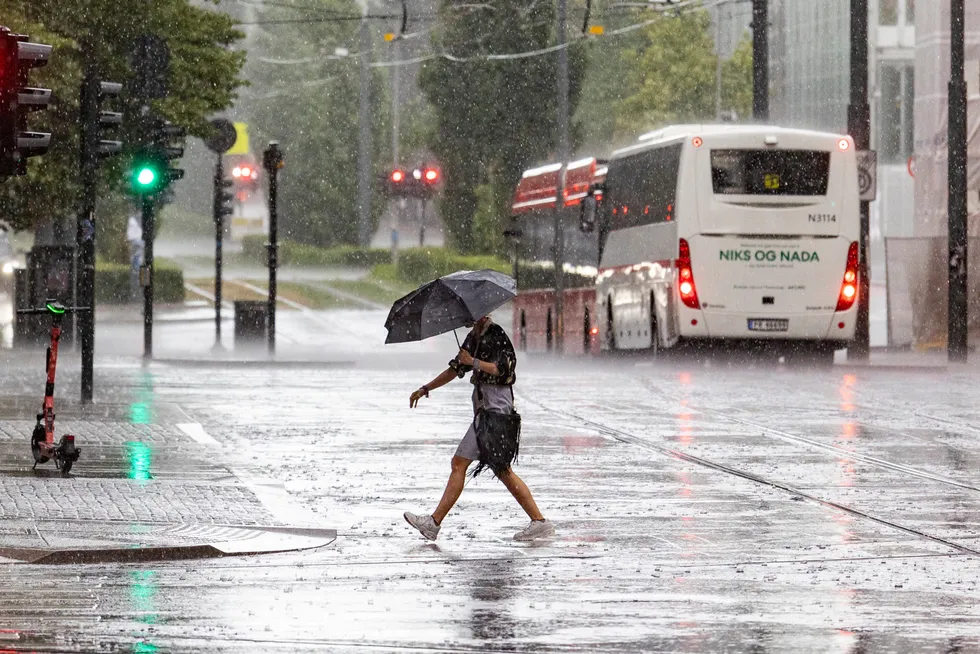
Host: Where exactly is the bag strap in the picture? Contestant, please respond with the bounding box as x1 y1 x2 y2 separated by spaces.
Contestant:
472 330 485 401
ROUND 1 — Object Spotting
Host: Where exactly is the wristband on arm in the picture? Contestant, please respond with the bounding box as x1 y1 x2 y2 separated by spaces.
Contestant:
420 385 430 397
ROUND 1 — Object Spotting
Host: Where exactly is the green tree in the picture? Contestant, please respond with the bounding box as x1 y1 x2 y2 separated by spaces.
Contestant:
614 11 753 138
420 1 586 254
1 0 244 243
248 0 390 248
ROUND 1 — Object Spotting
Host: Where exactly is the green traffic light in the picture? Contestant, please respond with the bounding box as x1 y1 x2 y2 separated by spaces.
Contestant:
136 167 157 186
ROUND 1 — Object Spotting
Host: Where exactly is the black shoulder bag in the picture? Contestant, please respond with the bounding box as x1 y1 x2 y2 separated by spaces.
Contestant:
471 384 522 479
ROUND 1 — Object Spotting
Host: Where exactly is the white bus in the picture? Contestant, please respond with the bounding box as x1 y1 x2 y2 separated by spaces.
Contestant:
590 125 860 361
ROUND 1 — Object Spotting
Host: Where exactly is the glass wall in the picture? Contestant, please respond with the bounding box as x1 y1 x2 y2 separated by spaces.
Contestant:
878 64 915 163
769 0 851 132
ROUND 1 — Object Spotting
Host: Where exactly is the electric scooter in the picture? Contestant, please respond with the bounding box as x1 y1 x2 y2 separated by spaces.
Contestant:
17 300 88 475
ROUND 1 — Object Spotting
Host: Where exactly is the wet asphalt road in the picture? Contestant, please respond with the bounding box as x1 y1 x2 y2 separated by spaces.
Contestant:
0 311 979 652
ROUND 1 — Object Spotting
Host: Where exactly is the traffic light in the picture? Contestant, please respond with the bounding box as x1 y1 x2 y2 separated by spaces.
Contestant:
0 28 53 177
152 118 186 185
418 166 440 199
387 168 407 195
231 163 259 188
385 166 441 198
95 82 123 158
130 118 186 195
130 151 166 194
214 171 233 222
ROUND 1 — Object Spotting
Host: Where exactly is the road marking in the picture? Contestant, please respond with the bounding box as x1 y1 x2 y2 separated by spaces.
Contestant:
177 423 220 445
184 282 234 310
307 281 387 310
231 279 308 311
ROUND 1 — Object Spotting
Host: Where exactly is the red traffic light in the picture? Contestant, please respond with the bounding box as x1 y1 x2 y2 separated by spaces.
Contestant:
424 168 439 183
391 169 405 183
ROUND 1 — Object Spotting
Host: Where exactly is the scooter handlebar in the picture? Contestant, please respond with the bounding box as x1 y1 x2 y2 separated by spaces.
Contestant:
16 303 92 316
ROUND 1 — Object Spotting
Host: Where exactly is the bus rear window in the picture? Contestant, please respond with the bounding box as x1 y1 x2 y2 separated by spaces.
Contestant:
711 150 831 196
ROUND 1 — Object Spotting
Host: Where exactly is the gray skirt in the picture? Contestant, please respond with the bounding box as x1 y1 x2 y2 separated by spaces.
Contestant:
455 385 514 461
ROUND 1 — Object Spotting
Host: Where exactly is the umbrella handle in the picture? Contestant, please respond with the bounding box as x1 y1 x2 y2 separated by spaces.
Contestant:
454 330 460 348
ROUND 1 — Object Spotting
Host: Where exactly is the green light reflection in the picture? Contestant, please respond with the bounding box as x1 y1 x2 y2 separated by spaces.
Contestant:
125 441 153 481
129 372 155 425
129 570 160 653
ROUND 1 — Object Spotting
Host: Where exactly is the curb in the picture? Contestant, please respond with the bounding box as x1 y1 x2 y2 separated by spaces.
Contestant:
153 358 356 369
0 526 337 564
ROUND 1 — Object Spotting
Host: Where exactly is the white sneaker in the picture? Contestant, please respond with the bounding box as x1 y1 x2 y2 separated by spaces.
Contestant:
404 512 440 541
514 519 555 541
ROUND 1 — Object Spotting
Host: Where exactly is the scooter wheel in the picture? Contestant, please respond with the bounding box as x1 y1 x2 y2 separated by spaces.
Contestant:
58 459 72 476
30 427 48 465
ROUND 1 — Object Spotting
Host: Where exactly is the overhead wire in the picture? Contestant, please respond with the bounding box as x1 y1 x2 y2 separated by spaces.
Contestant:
368 0 729 68
248 0 734 77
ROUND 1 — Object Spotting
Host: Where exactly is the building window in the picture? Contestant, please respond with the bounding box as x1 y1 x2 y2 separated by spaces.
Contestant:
906 0 914 24
878 64 914 163
880 0 898 25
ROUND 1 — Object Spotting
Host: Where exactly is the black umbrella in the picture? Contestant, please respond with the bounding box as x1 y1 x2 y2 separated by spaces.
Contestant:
384 269 516 344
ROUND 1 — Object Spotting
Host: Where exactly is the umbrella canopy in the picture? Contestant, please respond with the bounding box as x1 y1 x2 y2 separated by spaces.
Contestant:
384 269 516 344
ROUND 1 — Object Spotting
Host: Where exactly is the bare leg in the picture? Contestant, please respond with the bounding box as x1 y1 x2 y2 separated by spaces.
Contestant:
497 468 545 521
432 455 471 524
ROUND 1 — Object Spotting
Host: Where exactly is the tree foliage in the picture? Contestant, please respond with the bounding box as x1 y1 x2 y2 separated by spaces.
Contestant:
420 1 586 254
0 0 245 237
248 0 390 248
614 11 753 138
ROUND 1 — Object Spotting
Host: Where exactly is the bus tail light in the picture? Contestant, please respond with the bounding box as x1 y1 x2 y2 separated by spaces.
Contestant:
675 238 700 309
836 241 859 312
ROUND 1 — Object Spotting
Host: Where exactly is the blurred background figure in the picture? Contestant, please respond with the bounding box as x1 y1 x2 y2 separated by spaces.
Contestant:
127 213 143 303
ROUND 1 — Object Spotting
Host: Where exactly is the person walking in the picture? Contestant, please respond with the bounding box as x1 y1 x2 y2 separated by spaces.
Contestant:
404 315 555 542
126 213 144 303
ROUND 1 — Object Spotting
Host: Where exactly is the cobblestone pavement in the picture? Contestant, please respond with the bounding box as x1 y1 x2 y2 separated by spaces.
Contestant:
0 358 332 568
2 315 980 651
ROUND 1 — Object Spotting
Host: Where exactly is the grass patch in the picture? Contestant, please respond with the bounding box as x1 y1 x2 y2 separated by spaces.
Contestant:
321 278 413 305
159 207 214 239
274 281 356 310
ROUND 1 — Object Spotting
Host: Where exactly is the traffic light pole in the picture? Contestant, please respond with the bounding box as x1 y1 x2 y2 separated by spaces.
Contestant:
141 195 155 361
77 60 99 403
847 0 871 362
356 14 373 247
948 0 969 362
214 155 225 349
552 0 570 355
264 142 283 356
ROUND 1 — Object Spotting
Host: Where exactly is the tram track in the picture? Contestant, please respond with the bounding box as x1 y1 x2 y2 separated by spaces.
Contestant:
517 387 980 557
636 377 980 494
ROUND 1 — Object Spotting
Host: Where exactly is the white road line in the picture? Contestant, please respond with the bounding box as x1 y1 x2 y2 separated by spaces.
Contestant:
184 282 234 310
307 281 387 310
177 423 221 446
231 279 308 310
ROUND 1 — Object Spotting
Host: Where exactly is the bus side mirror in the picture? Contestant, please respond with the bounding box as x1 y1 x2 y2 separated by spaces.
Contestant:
503 216 523 241
580 196 597 233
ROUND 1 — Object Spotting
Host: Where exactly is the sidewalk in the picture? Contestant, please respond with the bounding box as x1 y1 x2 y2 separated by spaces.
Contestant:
0 363 334 563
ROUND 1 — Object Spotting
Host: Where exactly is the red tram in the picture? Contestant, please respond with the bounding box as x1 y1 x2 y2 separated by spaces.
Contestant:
507 158 606 354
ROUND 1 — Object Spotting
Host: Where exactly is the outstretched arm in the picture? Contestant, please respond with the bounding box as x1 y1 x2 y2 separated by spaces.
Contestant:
410 368 457 408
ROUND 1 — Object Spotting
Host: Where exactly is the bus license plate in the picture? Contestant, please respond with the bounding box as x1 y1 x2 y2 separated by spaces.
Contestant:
748 318 789 332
